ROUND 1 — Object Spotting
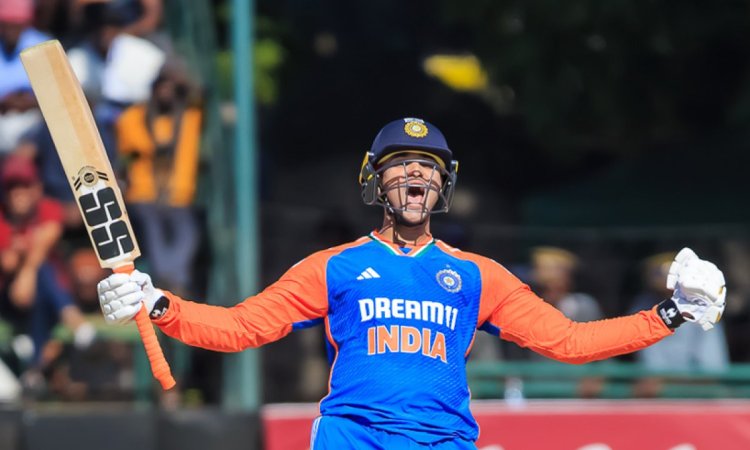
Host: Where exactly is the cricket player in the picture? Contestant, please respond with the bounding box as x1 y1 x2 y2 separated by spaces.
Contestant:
97 118 727 449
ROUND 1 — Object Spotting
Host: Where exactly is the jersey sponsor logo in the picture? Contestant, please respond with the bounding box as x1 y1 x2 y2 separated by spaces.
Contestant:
358 297 458 363
356 267 380 280
436 268 462 293
358 297 459 330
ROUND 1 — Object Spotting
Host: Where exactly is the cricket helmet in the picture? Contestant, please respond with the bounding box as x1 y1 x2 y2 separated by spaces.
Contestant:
359 118 459 214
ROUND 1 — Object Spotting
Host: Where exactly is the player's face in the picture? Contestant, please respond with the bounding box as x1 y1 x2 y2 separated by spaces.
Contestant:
380 153 443 225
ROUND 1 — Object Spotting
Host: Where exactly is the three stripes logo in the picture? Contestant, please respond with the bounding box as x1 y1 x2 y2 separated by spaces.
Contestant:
357 267 380 280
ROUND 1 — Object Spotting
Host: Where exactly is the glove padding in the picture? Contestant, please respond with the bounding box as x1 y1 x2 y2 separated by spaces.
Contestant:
666 248 726 331
97 270 163 325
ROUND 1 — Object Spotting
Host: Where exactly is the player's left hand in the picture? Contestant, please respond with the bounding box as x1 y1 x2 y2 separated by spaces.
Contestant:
666 248 726 331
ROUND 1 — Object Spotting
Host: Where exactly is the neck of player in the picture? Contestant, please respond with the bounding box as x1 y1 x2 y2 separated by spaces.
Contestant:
379 211 433 247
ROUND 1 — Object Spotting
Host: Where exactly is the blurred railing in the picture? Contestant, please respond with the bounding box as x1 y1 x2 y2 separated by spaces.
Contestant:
164 0 238 304
467 360 750 399
4 319 750 402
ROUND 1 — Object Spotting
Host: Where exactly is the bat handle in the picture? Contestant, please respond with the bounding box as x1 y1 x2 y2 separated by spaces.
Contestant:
114 264 176 390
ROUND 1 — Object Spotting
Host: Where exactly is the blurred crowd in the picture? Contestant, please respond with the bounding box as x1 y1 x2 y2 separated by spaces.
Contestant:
0 0 204 403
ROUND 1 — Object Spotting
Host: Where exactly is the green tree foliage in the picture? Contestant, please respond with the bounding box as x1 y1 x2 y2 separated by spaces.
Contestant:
438 0 750 159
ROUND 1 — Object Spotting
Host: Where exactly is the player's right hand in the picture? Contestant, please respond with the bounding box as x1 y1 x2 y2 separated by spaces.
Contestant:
97 270 163 325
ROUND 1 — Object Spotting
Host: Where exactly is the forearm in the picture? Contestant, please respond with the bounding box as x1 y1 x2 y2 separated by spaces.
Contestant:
153 286 326 352
0 249 20 274
21 222 62 272
519 309 670 364
495 288 672 364
106 248 331 351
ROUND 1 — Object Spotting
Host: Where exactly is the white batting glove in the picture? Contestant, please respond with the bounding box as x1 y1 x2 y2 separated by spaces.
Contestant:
666 248 726 331
97 270 163 325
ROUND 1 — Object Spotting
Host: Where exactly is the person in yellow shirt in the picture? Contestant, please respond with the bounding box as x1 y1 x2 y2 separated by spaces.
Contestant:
115 64 202 295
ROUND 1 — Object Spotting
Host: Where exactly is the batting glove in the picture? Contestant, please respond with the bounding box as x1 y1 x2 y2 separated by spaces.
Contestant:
664 248 726 331
97 270 164 325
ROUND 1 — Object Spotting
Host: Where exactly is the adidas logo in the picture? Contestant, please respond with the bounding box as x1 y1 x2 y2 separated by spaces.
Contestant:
357 267 380 280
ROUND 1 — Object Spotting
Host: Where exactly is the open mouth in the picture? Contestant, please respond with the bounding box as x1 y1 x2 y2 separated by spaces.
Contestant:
406 185 426 206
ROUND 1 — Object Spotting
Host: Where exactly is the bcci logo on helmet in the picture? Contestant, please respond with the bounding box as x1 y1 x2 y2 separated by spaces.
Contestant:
436 269 462 293
404 119 429 138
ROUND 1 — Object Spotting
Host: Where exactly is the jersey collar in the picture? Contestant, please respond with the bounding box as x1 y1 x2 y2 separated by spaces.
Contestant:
368 230 435 257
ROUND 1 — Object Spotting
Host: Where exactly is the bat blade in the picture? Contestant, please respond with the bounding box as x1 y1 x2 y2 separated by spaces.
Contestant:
20 40 140 269
21 40 175 390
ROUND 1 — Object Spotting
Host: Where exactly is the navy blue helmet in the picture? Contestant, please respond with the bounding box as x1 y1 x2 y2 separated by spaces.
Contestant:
359 118 459 214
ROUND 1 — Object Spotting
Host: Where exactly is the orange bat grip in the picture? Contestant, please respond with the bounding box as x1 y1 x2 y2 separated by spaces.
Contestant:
114 265 176 390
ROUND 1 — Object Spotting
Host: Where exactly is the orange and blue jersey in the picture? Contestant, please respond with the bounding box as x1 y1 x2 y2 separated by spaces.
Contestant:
153 231 672 444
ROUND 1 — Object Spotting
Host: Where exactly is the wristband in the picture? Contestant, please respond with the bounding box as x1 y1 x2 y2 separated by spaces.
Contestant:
656 298 686 330
150 296 170 320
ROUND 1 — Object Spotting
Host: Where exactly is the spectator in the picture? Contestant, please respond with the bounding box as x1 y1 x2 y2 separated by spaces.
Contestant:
67 248 108 314
66 2 165 156
110 0 164 41
630 252 729 376
34 0 75 39
43 247 130 402
530 246 603 322
0 0 49 155
35 0 165 45
14 129 84 229
67 2 122 107
115 64 202 295
529 246 604 397
719 239 750 362
0 154 94 369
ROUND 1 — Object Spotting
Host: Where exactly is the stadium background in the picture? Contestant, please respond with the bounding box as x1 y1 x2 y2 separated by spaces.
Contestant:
1 0 750 448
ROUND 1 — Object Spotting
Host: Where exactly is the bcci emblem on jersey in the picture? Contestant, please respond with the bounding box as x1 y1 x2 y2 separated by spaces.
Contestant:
436 269 462 293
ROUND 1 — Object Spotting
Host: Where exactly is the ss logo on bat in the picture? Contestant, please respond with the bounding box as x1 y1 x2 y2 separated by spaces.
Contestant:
78 187 135 260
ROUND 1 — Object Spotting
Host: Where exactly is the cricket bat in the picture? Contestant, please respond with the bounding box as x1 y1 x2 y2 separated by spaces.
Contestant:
21 40 175 390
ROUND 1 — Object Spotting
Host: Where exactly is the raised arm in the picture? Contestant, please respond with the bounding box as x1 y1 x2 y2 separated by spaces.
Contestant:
472 255 673 364
98 250 332 352
475 249 725 364
153 264 328 352
484 283 671 364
